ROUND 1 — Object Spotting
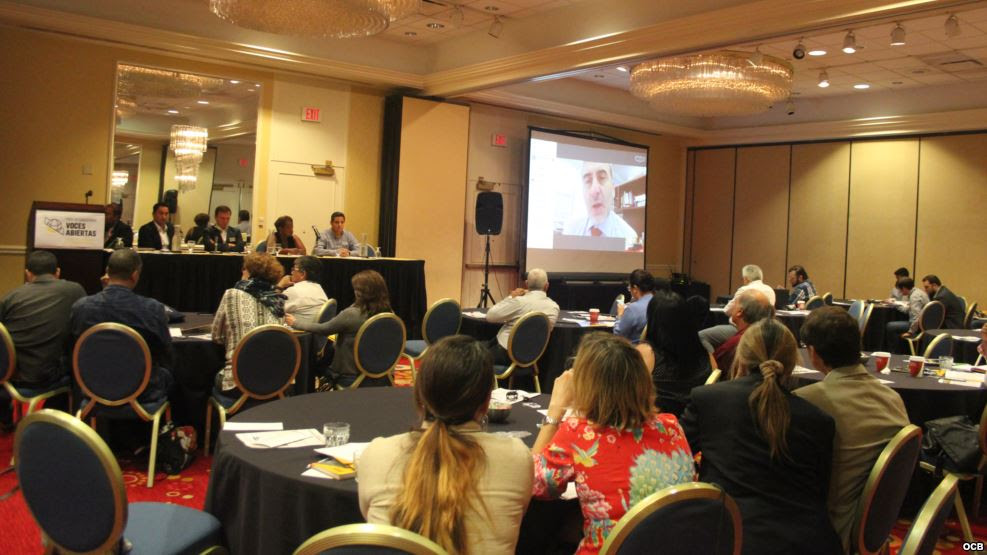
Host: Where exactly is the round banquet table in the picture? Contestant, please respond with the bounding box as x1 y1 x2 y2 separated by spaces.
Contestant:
793 352 987 426
203 388 553 555
919 329 983 364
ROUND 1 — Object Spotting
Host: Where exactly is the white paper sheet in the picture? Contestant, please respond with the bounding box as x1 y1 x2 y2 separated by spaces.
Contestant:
236 428 324 449
491 388 540 404
168 327 183 338
314 442 371 464
224 422 284 431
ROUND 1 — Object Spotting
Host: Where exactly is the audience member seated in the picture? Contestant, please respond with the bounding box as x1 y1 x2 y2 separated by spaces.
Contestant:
359 335 532 555
236 209 251 236
313 211 360 257
613 268 655 342
680 319 841 555
636 290 711 417
485 268 560 366
785 264 817 307
103 203 133 248
978 323 986 361
699 264 776 352
184 212 215 250
288 269 391 388
712 290 774 371
532 333 695 555
277 255 328 325
136 202 175 250
885 277 929 353
889 267 910 302
265 215 307 255
212 253 286 394
0 250 85 388
796 307 909 551
207 205 245 253
919 274 964 329
70 250 174 402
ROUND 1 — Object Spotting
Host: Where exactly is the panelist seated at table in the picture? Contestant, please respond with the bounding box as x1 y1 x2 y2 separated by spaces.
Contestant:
485 268 560 366
359 336 533 555
287 269 390 388
184 212 216 251
103 203 133 248
920 274 965 329
136 202 175 251
277 255 328 325
680 319 841 555
885 277 929 353
69 249 174 403
532 333 695 555
313 211 360 257
265 215 307 255
207 205 245 253
212 253 287 393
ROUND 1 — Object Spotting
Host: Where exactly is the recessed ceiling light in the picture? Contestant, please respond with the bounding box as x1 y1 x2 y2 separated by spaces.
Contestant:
246 89 255 92
197 100 209 105
405 31 417 36
616 66 628 72
484 5 500 11
167 109 179 114
426 22 444 29
254 84 261 87
853 83 870 89
229 80 240 84
808 49 827 56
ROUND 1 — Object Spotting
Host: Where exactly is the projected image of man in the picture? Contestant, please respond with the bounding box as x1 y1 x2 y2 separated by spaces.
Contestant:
562 162 637 249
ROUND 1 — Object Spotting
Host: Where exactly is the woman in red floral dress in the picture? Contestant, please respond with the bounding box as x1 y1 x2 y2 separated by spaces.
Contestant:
531 333 695 555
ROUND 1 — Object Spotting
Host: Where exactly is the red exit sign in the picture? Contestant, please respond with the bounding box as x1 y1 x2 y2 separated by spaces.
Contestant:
301 107 322 122
491 133 507 147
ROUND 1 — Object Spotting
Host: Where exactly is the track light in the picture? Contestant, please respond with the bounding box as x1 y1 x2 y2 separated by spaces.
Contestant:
842 30 856 54
945 14 961 37
793 38 807 59
786 99 795 116
488 15 503 38
890 23 906 46
748 47 764 66
817 70 829 88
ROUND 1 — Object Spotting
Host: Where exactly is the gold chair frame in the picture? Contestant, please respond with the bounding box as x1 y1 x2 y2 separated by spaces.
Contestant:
204 325 301 454
704 368 722 385
859 303 875 336
907 301 945 356
73 323 170 488
599 482 742 555
340 313 406 390
898 474 960 555
921 333 953 360
822 292 834 305
314 298 338 356
852 424 922 555
0 323 71 427
294 523 448 555
494 311 551 394
402 298 462 379
804 295 824 310
963 302 978 330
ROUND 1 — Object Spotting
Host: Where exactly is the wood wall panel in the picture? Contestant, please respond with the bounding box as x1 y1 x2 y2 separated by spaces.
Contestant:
845 139 918 300
788 142 850 298
690 148 735 300
915 134 987 308
731 145 790 293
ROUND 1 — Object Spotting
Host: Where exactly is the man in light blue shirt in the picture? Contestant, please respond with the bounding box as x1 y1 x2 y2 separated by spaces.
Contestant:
313 211 360 257
614 269 656 342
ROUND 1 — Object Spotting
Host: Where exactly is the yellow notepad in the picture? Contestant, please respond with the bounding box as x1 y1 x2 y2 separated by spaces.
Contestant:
309 461 356 480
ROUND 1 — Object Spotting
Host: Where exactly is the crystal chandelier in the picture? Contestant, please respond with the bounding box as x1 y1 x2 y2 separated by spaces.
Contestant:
630 51 793 117
170 125 208 192
208 0 421 39
111 170 129 188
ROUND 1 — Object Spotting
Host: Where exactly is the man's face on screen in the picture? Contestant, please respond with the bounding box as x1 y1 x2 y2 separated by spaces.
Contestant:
582 162 614 223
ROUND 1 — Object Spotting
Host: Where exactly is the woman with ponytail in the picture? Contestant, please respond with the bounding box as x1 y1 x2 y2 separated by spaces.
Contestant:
680 319 841 555
358 335 532 554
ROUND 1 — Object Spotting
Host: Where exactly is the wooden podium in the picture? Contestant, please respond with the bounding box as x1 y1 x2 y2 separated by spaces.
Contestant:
27 201 106 293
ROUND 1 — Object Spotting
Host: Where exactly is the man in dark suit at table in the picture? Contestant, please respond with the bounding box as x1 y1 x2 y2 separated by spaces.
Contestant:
207 205 244 252
796 307 908 551
136 202 175 250
103 203 133 248
920 274 964 329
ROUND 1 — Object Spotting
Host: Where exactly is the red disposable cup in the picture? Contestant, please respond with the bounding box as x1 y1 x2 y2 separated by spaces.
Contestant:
589 308 600 324
908 356 924 377
873 352 890 372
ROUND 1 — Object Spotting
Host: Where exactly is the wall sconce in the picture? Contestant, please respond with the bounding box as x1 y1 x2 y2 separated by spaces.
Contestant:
312 160 336 177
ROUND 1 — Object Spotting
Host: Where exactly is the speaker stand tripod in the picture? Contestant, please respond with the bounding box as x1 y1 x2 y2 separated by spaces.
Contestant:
477 232 496 308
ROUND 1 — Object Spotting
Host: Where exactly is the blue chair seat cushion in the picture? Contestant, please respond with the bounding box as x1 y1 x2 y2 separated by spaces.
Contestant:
79 396 168 420
9 375 71 398
404 340 427 357
125 502 223 554
211 386 240 410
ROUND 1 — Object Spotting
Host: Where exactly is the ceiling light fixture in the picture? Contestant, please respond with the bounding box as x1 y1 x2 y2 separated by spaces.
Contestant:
169 125 208 192
167 109 180 114
629 50 793 117
793 39 807 60
817 70 829 88
616 66 628 72
426 22 444 29
748 47 764 66
808 48 827 56
488 16 503 38
229 80 240 84
890 23 906 46
854 83 870 89
945 14 961 37
111 170 129 188
208 0 419 38
842 30 857 54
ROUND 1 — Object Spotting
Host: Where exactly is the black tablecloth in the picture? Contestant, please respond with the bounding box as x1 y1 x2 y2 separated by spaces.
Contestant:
919 329 983 364
120 252 427 338
861 303 908 351
204 388 551 555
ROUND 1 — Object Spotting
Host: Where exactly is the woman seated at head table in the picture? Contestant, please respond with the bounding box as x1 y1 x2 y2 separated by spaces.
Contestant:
276 255 328 326
286 269 390 388
211 252 287 394
184 212 216 250
265 215 306 255
636 289 712 418
532 333 695 555
679 319 841 555
358 335 533 555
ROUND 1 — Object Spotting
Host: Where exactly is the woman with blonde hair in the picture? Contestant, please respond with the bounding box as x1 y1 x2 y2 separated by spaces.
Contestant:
358 335 533 554
532 333 694 555
679 318 840 555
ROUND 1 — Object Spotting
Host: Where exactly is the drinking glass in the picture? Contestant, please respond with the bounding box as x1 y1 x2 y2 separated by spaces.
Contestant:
323 422 350 447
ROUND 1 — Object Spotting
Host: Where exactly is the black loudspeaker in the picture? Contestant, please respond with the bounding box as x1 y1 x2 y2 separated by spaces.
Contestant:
475 192 503 235
162 189 178 214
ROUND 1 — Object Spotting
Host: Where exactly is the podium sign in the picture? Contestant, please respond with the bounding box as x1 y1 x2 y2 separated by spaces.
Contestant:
33 209 105 249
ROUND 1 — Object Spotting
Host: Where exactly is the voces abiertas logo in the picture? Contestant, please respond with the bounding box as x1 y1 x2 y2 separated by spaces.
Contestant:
44 216 65 235
44 215 97 238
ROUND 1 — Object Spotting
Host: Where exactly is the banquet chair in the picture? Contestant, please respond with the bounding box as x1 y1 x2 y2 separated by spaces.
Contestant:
906 301 946 355
402 298 461 377
294 523 446 555
959 296 968 315
804 296 824 310
314 298 338 353
74 323 170 488
609 293 624 317
822 292 834 306
848 300 865 322
0 322 71 428
343 313 406 390
963 302 978 329
599 482 742 555
494 312 551 393
205 325 301 454
851 425 923 555
704 369 722 385
15 410 225 555
922 334 953 361
898 474 960 555
859 303 875 336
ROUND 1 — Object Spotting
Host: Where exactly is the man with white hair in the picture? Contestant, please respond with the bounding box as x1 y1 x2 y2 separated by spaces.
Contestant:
698 264 777 353
485 268 560 365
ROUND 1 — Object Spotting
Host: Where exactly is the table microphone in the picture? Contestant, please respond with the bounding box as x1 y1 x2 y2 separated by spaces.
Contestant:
311 225 322 242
